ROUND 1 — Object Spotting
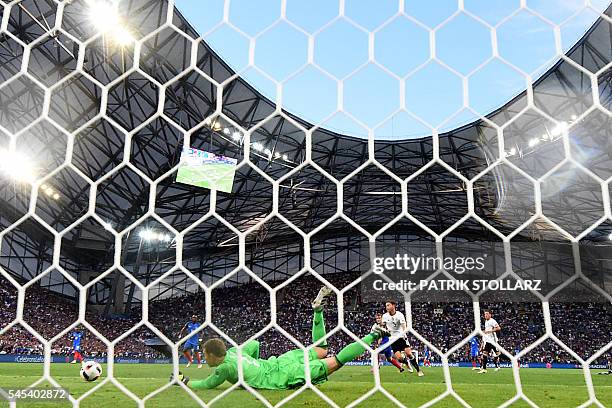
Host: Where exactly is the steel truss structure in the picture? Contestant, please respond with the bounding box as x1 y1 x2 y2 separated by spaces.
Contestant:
0 0 610 310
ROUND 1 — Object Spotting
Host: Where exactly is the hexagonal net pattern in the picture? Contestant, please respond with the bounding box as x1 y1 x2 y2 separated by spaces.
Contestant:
0 0 611 407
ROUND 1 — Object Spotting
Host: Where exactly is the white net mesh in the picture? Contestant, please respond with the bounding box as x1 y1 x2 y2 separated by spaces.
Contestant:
0 0 611 407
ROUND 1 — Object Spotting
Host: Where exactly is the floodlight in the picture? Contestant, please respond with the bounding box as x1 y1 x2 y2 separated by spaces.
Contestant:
89 1 120 32
0 149 36 183
44 187 54 196
608 232 612 240
550 122 568 137
232 132 241 141
252 142 264 152
53 193 60 200
223 128 231 135
282 154 288 161
112 26 134 46
89 1 133 46
139 229 156 241
528 138 540 147
138 228 172 242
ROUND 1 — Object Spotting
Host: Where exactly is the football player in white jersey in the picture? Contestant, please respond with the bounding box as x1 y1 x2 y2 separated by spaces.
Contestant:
381 300 424 377
478 309 501 374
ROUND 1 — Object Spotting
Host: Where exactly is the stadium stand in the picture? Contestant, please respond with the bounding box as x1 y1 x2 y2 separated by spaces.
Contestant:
2 277 609 365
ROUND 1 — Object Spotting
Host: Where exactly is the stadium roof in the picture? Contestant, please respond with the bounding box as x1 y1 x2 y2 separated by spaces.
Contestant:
0 0 610 302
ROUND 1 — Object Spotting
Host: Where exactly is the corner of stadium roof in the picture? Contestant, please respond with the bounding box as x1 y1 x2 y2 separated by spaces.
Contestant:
0 1 611 295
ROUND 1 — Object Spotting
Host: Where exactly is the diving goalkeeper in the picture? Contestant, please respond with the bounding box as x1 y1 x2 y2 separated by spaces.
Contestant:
174 287 389 390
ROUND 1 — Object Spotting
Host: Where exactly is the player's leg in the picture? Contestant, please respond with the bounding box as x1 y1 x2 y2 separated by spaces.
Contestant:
494 351 501 371
479 344 490 373
480 352 488 372
404 346 422 376
391 339 414 373
195 349 203 369
324 324 388 376
183 344 194 367
471 352 479 370
72 349 82 363
275 286 331 364
311 286 332 359
380 336 403 372
384 344 403 372
386 355 404 372
393 349 412 372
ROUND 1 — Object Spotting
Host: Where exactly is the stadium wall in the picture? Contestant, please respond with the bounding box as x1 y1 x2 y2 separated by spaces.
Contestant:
0 354 174 364
346 361 608 369
0 354 606 369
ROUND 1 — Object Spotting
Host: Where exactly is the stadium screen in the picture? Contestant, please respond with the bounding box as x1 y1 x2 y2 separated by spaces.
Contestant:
176 147 237 193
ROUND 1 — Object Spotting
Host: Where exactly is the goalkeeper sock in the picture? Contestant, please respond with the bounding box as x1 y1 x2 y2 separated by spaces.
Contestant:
409 355 420 372
336 333 378 365
183 351 193 363
389 357 403 371
312 310 327 348
482 355 488 369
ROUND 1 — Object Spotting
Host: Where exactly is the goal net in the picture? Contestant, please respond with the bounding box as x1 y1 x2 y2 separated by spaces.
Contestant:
0 0 611 407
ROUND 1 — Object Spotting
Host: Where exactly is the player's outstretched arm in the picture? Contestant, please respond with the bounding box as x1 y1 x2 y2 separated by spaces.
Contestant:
178 323 187 338
189 366 228 390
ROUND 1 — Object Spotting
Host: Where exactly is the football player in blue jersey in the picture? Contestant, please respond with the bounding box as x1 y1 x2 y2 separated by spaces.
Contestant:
179 315 202 368
70 329 84 364
469 336 480 370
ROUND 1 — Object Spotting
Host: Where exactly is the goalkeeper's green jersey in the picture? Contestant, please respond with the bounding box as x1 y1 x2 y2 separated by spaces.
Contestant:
190 340 328 390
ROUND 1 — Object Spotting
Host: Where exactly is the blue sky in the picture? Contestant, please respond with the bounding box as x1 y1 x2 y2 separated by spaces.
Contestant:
175 0 609 139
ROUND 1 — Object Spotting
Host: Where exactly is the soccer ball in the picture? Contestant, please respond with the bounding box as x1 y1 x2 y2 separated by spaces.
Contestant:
80 361 102 382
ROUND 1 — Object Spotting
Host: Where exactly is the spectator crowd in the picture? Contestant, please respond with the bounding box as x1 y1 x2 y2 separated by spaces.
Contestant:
1 273 610 366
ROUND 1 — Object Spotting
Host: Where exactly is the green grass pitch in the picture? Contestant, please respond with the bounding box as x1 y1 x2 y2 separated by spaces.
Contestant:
1 363 610 407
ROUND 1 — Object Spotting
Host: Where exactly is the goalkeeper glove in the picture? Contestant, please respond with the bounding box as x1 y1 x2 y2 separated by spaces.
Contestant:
170 371 190 386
